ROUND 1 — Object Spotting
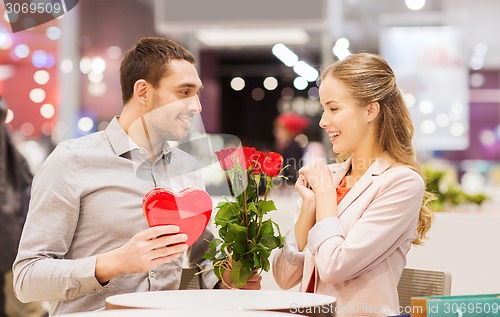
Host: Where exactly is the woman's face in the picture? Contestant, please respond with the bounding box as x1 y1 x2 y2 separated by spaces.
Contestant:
318 75 372 155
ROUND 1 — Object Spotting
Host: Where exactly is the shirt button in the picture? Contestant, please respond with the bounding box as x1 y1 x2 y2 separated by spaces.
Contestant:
139 150 145 154
149 271 155 278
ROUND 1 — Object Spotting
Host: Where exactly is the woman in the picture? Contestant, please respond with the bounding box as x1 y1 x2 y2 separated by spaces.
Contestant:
272 53 433 317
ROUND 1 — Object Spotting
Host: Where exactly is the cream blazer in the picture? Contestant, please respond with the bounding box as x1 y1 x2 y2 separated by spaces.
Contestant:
272 154 424 317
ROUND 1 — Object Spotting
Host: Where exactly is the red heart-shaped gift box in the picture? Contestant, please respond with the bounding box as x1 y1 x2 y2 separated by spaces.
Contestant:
142 187 213 247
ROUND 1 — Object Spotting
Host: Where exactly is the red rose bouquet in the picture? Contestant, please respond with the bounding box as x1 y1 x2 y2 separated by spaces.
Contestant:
203 146 285 288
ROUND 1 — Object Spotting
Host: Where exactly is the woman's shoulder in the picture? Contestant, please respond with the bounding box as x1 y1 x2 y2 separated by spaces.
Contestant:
384 163 425 188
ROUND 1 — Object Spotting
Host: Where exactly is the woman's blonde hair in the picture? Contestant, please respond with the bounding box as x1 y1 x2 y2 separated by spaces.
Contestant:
322 52 433 245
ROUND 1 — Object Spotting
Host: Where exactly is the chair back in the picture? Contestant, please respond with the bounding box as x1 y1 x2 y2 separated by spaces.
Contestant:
179 268 201 290
397 267 452 308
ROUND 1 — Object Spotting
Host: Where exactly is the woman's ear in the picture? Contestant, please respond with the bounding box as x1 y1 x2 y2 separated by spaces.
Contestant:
366 102 380 123
133 79 149 107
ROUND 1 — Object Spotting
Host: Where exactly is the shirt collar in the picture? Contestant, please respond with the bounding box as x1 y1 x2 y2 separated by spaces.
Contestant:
105 116 173 158
105 116 140 156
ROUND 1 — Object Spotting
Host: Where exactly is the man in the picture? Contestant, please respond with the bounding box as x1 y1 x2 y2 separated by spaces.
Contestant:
0 97 44 317
13 37 260 316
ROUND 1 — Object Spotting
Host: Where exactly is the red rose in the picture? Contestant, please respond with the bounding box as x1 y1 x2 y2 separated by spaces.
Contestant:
215 148 237 171
238 146 256 170
262 152 283 177
252 150 266 174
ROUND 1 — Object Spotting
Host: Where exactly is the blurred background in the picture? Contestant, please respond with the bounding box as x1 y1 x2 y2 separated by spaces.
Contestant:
1 0 500 204
1 0 500 300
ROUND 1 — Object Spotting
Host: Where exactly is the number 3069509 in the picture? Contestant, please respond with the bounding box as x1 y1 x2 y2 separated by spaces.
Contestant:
5 1 64 15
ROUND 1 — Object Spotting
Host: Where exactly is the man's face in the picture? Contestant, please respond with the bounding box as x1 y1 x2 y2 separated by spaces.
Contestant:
144 59 203 142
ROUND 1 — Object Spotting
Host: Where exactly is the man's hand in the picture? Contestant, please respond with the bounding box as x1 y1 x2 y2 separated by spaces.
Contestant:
96 225 188 284
219 269 262 290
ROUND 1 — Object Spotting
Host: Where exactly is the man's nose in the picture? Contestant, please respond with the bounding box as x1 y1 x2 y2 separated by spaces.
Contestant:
190 95 202 113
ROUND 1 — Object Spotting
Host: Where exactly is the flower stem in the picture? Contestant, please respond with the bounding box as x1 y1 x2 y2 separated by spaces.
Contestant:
243 175 249 242
256 176 271 238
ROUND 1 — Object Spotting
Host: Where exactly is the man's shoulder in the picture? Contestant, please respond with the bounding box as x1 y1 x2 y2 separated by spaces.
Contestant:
44 131 108 165
57 131 107 153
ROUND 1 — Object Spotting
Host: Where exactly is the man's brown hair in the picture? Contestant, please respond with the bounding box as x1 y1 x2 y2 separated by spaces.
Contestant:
119 37 196 103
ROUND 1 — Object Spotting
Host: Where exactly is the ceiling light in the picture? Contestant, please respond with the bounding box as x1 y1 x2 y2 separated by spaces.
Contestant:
34 70 50 85
78 117 94 133
230 77 245 91
91 57 106 73
46 26 61 40
405 0 425 11
29 88 46 103
196 28 309 47
263 77 278 90
40 104 55 119
333 37 351 60
293 61 319 82
293 77 308 90
272 44 299 67
14 44 30 59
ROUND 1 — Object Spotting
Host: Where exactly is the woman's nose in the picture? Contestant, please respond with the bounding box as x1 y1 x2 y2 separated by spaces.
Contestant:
319 114 327 128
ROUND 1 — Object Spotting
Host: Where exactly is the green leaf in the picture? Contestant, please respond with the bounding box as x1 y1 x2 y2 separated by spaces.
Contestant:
253 253 261 268
270 220 285 248
249 243 266 253
213 263 226 281
214 202 237 225
226 223 247 256
260 236 280 249
248 221 257 242
227 223 246 237
256 200 277 216
277 234 285 248
208 239 222 255
247 202 258 216
259 256 270 272
216 200 229 209
203 160 287 280
218 226 228 240
230 260 253 288
202 239 221 261
259 219 274 238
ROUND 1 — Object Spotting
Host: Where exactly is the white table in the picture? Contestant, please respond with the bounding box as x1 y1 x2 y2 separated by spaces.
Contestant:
105 290 336 317
58 309 296 317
